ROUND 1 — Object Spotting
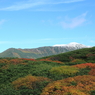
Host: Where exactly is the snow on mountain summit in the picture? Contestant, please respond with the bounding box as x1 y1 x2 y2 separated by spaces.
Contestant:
67 42 85 47
53 42 91 49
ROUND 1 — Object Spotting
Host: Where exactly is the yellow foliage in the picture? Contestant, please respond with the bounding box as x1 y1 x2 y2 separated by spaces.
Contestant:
12 75 51 90
50 66 79 76
66 89 87 95
71 59 86 63
12 75 37 89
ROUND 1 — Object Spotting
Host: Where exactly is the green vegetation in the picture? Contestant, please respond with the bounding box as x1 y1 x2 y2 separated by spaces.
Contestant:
41 47 95 63
0 47 95 95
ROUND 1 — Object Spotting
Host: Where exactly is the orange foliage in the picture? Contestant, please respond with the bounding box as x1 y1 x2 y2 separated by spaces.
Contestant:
73 63 95 69
0 59 10 64
0 58 36 69
41 75 95 95
73 62 95 76
10 59 23 65
40 58 63 64
21 58 36 61
0 58 36 65
89 69 95 76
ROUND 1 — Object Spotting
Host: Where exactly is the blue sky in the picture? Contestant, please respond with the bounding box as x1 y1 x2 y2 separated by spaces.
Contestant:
0 0 95 52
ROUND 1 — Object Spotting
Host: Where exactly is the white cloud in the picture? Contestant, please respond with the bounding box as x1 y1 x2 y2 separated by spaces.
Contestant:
60 12 87 28
0 0 84 11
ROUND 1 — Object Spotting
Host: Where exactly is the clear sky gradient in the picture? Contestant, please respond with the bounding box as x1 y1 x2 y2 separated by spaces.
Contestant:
0 0 95 52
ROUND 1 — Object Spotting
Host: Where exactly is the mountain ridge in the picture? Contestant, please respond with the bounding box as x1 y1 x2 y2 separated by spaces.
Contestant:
0 42 91 58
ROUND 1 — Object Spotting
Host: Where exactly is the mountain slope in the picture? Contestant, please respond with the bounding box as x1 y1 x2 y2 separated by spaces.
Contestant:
40 46 95 63
0 42 91 58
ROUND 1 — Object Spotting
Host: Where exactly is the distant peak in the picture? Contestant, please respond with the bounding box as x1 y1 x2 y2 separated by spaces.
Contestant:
53 42 91 48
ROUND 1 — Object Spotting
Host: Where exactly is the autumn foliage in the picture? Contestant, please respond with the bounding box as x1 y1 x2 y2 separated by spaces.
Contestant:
0 58 36 64
1 47 95 95
73 63 95 69
39 58 63 64
71 59 86 63
12 75 51 90
89 69 95 76
50 66 79 76
41 75 95 95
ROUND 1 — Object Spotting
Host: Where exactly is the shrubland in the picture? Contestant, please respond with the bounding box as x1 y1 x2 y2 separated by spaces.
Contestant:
0 47 95 95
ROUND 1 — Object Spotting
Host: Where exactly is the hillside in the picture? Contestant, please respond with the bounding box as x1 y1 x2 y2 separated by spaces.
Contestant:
39 47 95 63
0 42 90 58
0 47 95 95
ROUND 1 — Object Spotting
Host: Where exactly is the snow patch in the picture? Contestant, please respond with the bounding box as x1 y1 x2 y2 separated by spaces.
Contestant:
53 42 91 48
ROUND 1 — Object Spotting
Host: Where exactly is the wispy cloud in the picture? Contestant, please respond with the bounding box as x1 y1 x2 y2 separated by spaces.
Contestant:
51 0 84 4
90 40 95 43
0 19 6 26
0 0 84 11
0 1 44 11
0 41 11 44
60 12 87 28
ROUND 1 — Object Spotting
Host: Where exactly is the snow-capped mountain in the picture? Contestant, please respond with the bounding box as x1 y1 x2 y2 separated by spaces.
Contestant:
0 42 91 58
53 42 91 49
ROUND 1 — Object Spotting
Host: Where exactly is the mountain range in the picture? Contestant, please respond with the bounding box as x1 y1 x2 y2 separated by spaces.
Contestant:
0 42 91 58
